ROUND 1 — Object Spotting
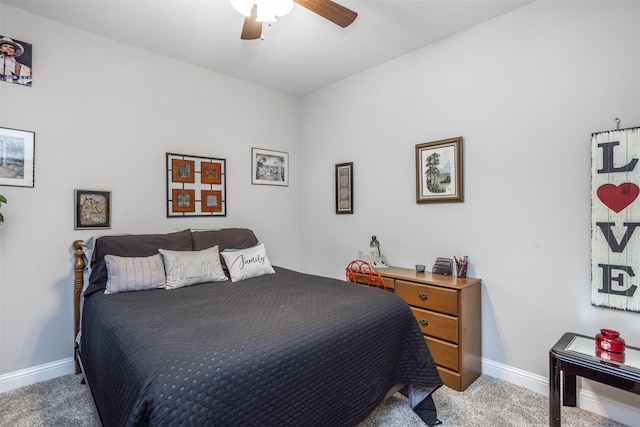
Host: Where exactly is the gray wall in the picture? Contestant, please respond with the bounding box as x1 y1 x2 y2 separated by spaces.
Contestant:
298 0 640 419
0 4 301 376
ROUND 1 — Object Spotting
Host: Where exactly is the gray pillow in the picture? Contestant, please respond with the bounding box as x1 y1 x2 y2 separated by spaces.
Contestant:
86 229 192 296
191 228 259 275
104 253 166 294
158 246 228 290
190 228 258 251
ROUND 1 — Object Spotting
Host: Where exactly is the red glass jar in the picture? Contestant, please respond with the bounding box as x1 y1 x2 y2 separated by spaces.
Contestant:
595 329 626 353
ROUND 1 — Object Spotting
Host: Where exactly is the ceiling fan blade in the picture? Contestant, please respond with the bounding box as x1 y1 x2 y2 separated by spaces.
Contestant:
241 5 262 40
295 0 357 28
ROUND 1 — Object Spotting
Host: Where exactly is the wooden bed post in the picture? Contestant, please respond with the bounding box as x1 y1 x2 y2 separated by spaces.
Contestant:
73 240 85 375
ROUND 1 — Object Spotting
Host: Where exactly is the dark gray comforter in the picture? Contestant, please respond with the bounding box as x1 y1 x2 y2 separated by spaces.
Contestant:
80 267 442 426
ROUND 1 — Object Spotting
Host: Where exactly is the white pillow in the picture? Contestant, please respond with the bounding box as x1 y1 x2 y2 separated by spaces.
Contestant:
104 253 166 294
221 243 275 282
158 245 228 290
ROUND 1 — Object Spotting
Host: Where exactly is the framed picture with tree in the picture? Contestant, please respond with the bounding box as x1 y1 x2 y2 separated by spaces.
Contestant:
415 137 463 203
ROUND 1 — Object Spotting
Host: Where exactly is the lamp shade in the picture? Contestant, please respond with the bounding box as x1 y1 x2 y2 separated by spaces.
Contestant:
370 235 381 256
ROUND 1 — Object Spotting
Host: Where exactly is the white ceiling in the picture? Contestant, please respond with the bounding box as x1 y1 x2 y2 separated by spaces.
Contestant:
3 0 533 96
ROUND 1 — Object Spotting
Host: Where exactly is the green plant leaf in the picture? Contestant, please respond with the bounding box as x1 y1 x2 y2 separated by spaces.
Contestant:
0 194 5 224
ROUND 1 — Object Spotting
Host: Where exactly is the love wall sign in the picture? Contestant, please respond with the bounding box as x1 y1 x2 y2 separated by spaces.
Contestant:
592 126 640 312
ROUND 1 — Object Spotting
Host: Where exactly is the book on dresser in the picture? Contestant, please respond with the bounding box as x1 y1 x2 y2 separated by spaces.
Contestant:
350 265 482 391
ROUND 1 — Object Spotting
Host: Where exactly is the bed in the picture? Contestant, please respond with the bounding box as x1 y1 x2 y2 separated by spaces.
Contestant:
72 228 443 426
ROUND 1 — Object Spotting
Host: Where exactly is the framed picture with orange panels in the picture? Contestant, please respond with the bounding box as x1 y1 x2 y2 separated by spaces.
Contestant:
201 190 223 212
171 189 196 213
201 161 223 185
166 153 226 217
171 159 196 183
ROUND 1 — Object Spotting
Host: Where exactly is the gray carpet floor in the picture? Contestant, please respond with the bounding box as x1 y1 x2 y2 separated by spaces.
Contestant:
0 374 627 426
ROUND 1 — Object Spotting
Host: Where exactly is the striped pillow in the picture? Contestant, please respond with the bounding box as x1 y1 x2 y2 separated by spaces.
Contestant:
104 253 166 294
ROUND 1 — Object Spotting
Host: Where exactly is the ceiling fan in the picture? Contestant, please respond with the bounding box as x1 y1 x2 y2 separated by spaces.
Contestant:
231 0 358 40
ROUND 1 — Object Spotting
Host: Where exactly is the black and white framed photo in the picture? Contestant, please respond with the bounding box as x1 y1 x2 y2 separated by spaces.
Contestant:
75 190 111 229
336 162 353 214
252 148 288 186
166 153 227 217
0 127 35 188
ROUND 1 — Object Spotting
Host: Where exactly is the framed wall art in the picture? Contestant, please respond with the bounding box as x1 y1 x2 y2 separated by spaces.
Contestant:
0 35 33 87
416 136 463 203
591 126 640 312
75 190 111 229
336 162 353 214
166 153 226 217
252 148 288 186
0 127 35 188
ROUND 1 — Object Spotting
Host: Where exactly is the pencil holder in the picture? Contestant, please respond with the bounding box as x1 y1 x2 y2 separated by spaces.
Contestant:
457 264 467 278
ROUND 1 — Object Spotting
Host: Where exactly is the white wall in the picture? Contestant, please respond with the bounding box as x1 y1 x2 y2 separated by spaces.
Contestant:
299 0 640 420
0 5 301 376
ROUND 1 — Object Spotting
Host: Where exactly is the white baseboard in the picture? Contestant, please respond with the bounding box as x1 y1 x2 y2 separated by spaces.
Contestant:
482 357 640 427
0 357 76 394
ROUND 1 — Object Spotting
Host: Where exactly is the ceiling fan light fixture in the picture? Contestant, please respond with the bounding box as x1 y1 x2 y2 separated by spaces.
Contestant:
231 0 294 23
231 0 254 16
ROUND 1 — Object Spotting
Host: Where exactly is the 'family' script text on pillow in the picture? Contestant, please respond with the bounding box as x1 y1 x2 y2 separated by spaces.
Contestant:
221 243 276 282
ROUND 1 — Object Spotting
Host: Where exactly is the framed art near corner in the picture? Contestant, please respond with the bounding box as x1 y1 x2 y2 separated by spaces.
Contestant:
252 148 288 186
416 137 463 203
0 35 33 87
166 153 226 217
336 162 353 214
0 127 35 188
75 190 111 229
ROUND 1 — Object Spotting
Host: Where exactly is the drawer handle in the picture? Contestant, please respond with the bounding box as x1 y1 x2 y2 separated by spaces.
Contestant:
419 319 429 326
418 293 429 301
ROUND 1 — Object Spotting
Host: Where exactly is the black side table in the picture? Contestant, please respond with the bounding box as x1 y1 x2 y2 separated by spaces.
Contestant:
549 332 640 426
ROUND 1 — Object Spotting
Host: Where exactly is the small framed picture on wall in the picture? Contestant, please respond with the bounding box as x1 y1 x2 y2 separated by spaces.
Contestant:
0 35 33 87
416 136 464 203
0 126 35 188
74 190 111 229
252 148 288 186
335 162 353 214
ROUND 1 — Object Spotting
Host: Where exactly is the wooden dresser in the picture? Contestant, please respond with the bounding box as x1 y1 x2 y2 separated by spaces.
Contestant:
352 266 482 391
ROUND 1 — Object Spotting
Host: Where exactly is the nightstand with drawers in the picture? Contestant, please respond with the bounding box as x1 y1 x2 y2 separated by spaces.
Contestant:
351 266 482 391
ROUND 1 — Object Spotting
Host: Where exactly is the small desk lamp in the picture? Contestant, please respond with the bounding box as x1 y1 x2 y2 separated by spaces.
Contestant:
369 235 388 268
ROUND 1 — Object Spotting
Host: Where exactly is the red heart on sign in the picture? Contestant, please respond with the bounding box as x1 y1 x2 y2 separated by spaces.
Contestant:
597 183 640 213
